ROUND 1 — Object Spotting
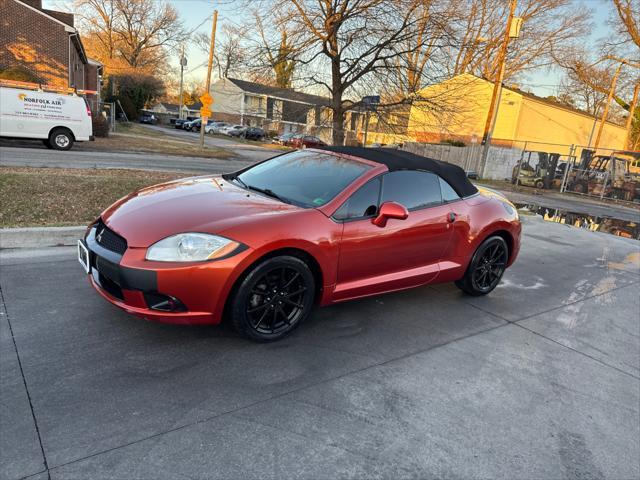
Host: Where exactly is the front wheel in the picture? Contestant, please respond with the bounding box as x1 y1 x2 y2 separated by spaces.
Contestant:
49 128 73 150
230 256 315 342
455 236 508 296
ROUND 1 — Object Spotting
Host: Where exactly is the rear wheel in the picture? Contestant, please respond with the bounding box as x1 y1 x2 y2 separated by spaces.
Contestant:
455 236 508 296
230 256 315 342
48 128 73 150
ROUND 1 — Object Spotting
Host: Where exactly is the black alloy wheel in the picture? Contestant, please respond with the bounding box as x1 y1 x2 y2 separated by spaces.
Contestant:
231 256 315 341
456 236 508 296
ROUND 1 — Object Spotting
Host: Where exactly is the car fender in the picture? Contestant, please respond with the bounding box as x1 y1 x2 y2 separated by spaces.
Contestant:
210 237 337 320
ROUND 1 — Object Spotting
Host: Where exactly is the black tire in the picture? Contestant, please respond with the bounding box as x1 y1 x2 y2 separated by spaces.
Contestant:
42 139 53 149
535 180 544 189
230 256 315 342
48 128 73 150
455 236 508 296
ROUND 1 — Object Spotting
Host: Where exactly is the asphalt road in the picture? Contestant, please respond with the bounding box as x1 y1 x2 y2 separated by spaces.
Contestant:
1 217 638 480
0 145 256 175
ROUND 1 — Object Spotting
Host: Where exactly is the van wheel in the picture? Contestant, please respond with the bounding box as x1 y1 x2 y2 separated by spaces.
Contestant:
42 139 53 149
49 128 74 150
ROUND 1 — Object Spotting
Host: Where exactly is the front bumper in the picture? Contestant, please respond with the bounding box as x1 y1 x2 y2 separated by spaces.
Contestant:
82 225 246 325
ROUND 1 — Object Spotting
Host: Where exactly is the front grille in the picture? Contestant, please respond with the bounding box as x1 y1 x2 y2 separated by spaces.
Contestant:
95 221 127 255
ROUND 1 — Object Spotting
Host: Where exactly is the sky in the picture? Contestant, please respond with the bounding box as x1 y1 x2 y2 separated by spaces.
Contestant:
46 0 615 98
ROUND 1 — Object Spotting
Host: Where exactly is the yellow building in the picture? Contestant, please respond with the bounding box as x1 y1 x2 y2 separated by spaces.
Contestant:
405 73 627 155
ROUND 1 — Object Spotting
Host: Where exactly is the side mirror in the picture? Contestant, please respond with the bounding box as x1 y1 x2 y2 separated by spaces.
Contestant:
372 201 409 227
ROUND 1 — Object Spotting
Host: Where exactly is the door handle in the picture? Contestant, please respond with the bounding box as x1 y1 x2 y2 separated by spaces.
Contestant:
448 212 457 223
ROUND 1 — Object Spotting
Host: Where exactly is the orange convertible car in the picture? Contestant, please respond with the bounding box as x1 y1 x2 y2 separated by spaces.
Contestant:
79 147 521 341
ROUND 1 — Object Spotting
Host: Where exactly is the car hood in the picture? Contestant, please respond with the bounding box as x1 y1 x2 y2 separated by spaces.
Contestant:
101 176 300 247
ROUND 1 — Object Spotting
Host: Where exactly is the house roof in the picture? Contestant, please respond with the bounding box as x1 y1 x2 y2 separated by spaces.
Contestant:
13 0 76 32
226 78 332 107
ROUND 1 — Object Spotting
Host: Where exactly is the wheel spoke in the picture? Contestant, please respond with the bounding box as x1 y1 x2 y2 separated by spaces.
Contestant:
276 304 291 325
253 307 270 329
282 297 303 308
285 286 307 298
283 272 300 289
247 303 268 314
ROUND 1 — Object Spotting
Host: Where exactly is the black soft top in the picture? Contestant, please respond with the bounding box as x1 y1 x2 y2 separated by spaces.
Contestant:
319 146 478 198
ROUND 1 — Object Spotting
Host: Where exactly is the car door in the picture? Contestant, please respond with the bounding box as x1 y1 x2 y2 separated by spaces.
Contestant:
333 170 453 301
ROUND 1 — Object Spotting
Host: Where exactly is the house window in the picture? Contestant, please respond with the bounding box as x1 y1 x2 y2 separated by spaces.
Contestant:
244 95 266 115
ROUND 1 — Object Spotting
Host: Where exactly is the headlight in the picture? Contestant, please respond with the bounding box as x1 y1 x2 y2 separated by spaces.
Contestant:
146 233 241 262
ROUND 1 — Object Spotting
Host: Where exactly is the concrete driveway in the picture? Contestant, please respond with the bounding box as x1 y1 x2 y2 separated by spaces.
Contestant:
1 217 639 480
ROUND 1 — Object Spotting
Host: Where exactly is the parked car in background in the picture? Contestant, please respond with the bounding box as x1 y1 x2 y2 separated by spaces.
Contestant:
223 125 247 137
273 132 296 145
139 114 156 124
185 118 214 132
174 119 187 129
182 119 196 130
0 85 93 151
242 127 265 141
289 134 327 149
205 121 229 135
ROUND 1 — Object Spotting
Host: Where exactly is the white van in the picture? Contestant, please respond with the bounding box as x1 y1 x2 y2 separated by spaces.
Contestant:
0 86 93 150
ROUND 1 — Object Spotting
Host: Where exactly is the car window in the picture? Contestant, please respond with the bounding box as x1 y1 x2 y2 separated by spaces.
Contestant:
381 170 442 210
232 151 371 208
439 177 460 202
333 177 381 220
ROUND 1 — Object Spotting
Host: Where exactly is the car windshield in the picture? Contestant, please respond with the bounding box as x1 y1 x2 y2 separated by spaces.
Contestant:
227 151 371 208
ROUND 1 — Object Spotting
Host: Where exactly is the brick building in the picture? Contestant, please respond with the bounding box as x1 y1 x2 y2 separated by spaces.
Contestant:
0 0 102 104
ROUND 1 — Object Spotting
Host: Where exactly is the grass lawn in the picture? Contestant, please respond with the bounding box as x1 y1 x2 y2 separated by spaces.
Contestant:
0 167 189 228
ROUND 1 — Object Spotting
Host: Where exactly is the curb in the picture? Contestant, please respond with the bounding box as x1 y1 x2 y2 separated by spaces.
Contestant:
0 226 86 250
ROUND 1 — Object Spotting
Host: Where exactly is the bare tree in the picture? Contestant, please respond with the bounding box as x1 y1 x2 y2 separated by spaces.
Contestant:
264 0 434 145
607 0 640 52
196 24 249 80
451 0 589 82
556 0 639 145
385 0 455 97
557 69 608 116
75 0 187 72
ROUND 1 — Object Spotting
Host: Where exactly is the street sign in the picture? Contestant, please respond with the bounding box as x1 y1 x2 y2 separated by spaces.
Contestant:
200 92 213 106
200 107 212 118
362 95 380 111
362 95 380 105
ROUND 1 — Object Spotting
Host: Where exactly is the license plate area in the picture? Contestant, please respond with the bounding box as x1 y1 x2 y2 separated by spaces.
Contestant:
78 240 90 274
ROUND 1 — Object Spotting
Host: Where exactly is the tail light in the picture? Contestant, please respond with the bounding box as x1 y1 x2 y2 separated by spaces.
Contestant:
83 97 92 117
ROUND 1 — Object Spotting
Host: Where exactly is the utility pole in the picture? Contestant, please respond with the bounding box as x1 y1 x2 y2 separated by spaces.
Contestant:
199 9 218 148
479 0 518 177
178 45 186 120
624 82 638 150
593 60 625 151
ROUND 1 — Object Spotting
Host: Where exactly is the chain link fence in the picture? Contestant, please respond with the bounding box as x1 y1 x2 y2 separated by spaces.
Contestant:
401 139 640 204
